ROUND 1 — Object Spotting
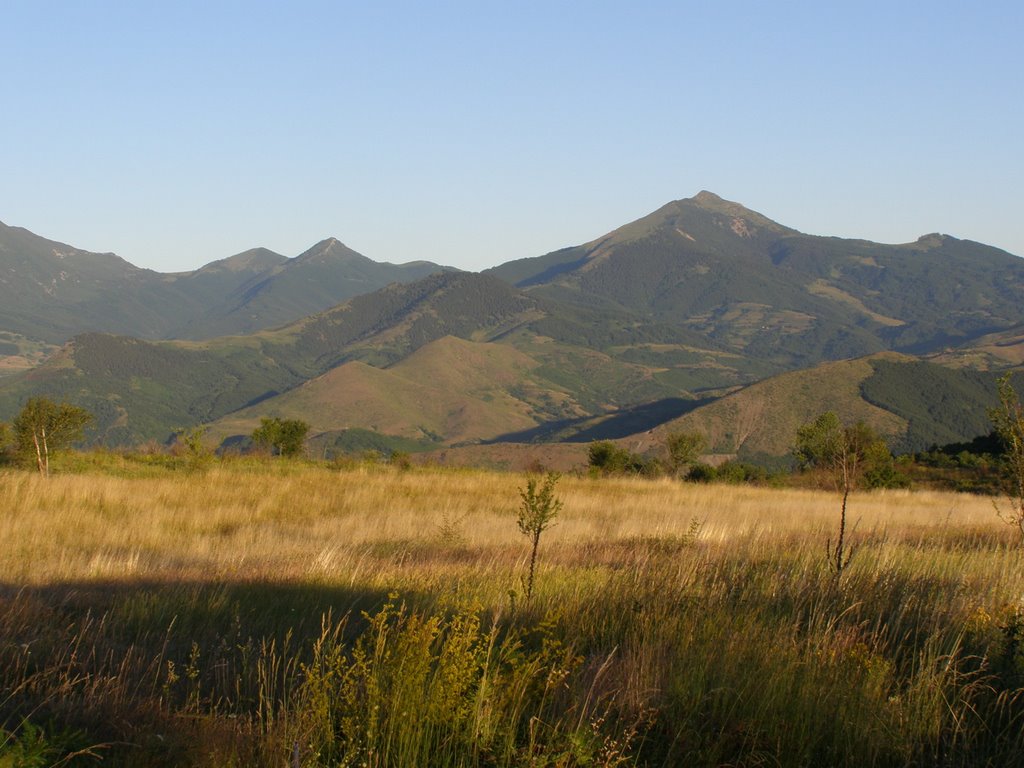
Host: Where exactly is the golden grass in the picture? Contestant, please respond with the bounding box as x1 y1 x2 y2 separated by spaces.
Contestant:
4 459 1024 766
1 463 1013 586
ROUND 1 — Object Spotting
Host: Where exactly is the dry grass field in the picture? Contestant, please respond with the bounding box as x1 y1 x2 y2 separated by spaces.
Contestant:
2 457 1023 766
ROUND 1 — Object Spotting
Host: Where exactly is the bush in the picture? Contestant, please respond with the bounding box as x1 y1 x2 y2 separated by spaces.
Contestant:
686 460 774 485
686 462 718 483
587 440 661 477
717 461 770 485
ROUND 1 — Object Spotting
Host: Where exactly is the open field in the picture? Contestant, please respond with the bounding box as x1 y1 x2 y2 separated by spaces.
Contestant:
2 459 1024 766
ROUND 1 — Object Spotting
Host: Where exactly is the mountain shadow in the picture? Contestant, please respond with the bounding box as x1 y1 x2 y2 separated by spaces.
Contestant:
487 396 715 444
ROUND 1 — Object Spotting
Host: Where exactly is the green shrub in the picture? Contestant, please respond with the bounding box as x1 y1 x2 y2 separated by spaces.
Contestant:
251 417 310 458
686 462 717 483
588 440 661 477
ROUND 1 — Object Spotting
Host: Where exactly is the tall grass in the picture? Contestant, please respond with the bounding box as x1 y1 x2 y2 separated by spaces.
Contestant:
1 458 1023 765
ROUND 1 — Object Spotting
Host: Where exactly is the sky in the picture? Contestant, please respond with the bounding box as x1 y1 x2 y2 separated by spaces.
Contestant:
2 1 1022 272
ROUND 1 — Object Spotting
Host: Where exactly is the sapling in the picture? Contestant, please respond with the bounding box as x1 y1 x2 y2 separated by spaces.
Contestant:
794 412 888 580
516 472 563 600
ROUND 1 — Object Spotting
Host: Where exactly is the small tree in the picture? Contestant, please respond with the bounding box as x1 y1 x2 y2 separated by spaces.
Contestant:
173 425 206 453
516 472 563 600
794 412 889 578
12 397 92 477
173 425 212 469
989 373 1024 541
664 430 707 477
251 417 310 458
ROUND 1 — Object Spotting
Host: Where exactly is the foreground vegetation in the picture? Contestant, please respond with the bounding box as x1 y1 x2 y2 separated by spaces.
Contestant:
2 456 1024 766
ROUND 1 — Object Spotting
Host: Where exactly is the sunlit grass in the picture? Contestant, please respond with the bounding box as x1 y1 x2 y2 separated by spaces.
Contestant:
1 457 1023 766
1 464 1007 584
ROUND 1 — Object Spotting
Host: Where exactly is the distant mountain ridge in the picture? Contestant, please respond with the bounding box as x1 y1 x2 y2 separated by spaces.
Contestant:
488 191 1024 366
171 237 450 338
0 221 454 343
2 193 1023 457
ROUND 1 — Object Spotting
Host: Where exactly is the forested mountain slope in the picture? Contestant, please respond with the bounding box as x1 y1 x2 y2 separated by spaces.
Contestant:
0 221 450 344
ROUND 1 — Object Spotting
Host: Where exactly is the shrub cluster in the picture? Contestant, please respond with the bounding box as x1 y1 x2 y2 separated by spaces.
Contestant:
686 460 774 485
587 440 662 477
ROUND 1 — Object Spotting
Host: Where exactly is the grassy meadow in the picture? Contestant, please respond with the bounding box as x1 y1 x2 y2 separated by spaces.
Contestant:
2 457 1024 766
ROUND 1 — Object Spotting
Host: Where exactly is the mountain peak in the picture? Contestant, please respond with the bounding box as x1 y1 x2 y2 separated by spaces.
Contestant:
312 236 347 251
912 233 950 250
681 191 795 235
296 238 365 264
692 190 726 205
687 190 752 216
196 247 286 274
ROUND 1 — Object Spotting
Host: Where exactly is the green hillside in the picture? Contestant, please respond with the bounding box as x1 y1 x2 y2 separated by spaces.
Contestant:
488 192 1024 366
630 355 906 459
209 337 555 446
0 221 450 344
0 274 561 444
0 267 740 446
4 194 1024 454
171 239 452 339
858 359 1005 452
628 353 1010 461
0 333 303 445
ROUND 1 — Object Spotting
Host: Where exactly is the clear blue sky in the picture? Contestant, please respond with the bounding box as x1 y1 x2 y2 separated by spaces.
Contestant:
3 1 1021 272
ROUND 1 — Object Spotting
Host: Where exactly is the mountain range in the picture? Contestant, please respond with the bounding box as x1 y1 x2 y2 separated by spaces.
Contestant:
0 220 451 344
2 192 1022 461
